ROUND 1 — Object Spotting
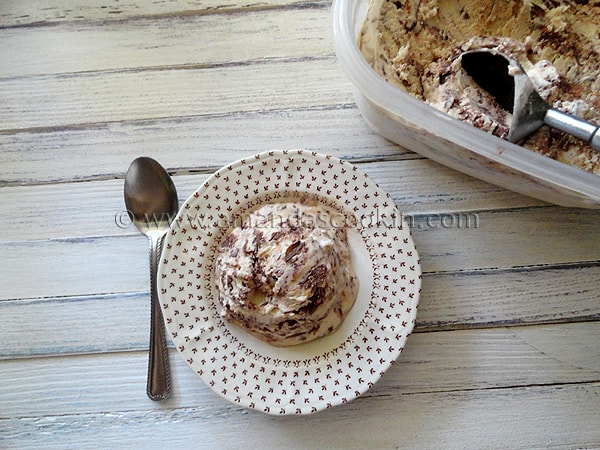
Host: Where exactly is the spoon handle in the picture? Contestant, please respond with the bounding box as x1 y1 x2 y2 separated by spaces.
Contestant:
147 232 172 401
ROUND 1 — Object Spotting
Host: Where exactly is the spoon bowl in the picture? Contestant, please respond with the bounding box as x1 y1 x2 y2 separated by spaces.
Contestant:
124 156 179 401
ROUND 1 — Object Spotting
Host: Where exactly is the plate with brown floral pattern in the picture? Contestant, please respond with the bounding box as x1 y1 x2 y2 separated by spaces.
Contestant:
157 150 421 415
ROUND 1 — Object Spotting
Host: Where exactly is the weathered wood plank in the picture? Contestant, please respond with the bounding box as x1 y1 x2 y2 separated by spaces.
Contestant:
0 108 410 185
2 207 599 301
0 293 150 358
0 0 329 27
412 206 600 273
1 324 599 449
421 265 600 329
1 323 599 417
0 237 150 301
0 58 353 131
0 7 332 78
0 159 540 243
3 382 598 450
1 266 599 358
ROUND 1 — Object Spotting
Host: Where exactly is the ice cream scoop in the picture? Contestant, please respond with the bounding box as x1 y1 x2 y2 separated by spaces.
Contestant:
461 50 600 152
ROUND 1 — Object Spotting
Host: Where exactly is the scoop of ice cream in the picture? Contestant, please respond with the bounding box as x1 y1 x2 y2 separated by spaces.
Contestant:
359 0 600 174
214 202 359 346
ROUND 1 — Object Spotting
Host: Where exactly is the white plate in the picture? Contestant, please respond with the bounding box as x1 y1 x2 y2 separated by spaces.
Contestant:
158 150 421 415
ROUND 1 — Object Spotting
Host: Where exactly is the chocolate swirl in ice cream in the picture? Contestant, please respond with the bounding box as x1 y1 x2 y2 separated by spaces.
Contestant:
359 0 600 174
214 202 359 346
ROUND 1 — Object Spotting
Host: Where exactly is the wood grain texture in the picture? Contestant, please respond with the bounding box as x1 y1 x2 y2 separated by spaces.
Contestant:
0 7 333 78
0 5 345 131
1 330 599 448
0 159 541 243
0 58 353 130
3 265 599 358
0 107 413 185
1 0 599 448
2 381 599 449
2 323 599 417
2 207 599 301
0 0 329 27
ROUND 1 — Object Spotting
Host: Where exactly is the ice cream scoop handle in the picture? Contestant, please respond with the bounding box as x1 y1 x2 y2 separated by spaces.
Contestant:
545 109 600 152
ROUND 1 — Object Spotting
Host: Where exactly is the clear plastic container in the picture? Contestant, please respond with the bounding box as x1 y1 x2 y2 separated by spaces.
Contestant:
332 0 600 209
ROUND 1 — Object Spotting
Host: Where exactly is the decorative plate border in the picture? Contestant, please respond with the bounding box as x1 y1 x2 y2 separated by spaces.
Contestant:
158 150 421 415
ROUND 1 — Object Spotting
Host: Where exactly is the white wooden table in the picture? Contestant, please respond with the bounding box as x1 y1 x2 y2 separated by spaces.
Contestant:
1 1 599 448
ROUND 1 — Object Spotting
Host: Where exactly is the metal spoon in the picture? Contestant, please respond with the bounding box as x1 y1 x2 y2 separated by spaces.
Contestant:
461 49 600 151
124 156 178 401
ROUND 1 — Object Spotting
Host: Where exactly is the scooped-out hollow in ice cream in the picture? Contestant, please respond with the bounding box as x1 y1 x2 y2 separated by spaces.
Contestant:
358 0 600 174
214 202 359 347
